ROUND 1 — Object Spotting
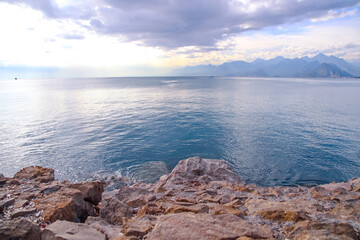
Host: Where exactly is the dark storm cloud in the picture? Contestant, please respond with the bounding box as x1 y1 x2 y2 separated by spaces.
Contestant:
2 0 360 48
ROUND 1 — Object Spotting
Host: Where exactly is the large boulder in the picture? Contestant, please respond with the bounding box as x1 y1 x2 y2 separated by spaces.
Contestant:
69 181 104 205
154 157 243 192
0 218 41 240
35 188 88 223
42 220 106 240
147 212 272 240
99 196 133 225
13 166 54 183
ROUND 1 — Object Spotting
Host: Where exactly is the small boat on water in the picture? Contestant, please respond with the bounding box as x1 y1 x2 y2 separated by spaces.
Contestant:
14 77 17 80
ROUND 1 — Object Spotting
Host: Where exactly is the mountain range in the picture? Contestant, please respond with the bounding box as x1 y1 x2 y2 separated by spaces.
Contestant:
173 54 360 78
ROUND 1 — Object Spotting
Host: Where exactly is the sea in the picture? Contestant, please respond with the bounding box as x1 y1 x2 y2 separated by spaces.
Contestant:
0 77 359 187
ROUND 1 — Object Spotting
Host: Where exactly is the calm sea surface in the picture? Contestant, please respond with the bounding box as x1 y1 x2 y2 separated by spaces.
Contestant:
0 77 359 186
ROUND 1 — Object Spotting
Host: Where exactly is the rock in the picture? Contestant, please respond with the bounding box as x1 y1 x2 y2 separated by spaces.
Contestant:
39 184 61 195
122 217 156 238
245 198 318 221
42 220 106 240
164 203 209 214
14 199 30 208
330 201 360 223
311 185 360 202
148 213 273 240
258 209 308 222
213 204 247 217
0 198 15 209
14 166 55 183
154 157 243 192
100 196 133 225
10 207 36 219
35 188 88 223
136 203 163 217
70 181 104 205
0 218 41 240
286 220 359 240
117 186 153 208
86 216 124 240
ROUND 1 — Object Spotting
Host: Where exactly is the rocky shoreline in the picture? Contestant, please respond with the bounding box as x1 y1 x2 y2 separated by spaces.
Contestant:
1 156 359 239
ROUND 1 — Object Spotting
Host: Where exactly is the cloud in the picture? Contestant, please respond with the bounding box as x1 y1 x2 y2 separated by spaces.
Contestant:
0 0 95 19
1 0 360 49
60 33 85 40
311 9 357 22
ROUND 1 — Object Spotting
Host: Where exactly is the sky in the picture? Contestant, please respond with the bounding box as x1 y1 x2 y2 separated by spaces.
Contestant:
0 0 360 78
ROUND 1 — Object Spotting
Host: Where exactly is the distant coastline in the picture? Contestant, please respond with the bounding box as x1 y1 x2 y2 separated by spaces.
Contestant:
173 53 360 78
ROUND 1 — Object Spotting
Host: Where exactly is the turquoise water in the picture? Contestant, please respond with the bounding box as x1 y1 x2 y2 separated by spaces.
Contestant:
0 77 359 186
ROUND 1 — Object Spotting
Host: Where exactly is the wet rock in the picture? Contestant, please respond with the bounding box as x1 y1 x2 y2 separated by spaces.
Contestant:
286 220 359 239
70 181 104 205
154 157 243 192
13 166 54 183
10 207 36 219
42 220 106 240
100 196 133 225
132 161 170 183
0 218 41 240
148 213 273 240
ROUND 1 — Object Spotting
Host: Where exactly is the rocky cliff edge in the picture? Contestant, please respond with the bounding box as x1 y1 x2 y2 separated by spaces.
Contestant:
1 156 360 239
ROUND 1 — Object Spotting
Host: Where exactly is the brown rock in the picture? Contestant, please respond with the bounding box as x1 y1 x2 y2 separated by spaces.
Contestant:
14 199 30 208
330 201 360 222
245 199 319 218
164 204 209 214
117 186 153 208
213 205 247 217
148 213 273 240
0 198 15 209
10 207 36 219
136 203 163 217
35 188 88 223
14 166 54 183
42 220 106 240
287 220 359 240
258 209 308 222
86 216 124 240
70 181 104 205
122 217 155 238
0 218 41 240
310 186 332 201
100 196 133 225
154 157 244 192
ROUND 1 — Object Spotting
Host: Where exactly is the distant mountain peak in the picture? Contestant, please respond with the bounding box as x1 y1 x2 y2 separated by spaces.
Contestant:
173 53 359 78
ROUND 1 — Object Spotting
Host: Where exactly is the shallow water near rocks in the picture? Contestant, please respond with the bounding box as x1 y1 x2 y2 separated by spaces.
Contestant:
0 77 359 186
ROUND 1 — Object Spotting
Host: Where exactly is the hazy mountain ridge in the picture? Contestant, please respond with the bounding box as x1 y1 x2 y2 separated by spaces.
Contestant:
174 54 360 78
